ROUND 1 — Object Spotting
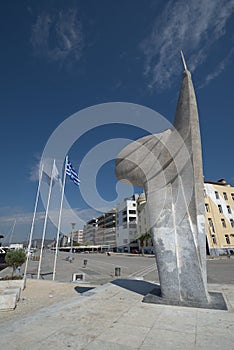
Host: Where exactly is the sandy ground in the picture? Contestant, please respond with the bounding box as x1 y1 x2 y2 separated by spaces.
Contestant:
0 279 87 322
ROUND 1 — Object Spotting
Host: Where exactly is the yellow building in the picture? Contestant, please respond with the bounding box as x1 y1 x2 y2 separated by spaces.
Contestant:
205 179 234 256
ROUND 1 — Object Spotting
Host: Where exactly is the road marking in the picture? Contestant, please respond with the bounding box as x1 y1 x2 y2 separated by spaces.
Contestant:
128 264 156 278
85 257 129 269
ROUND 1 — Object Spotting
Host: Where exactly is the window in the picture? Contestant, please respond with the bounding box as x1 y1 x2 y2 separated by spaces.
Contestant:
223 192 228 200
205 203 210 213
221 219 226 228
133 203 136 207
215 191 219 199
227 205 232 214
129 217 136 222
129 210 136 214
208 218 215 232
225 234 230 244
211 235 217 244
218 205 223 213
230 219 234 228
231 193 234 201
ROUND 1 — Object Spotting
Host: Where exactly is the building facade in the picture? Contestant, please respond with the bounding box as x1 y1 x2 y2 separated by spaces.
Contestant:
83 218 98 245
82 180 234 256
95 209 116 249
116 195 139 252
83 210 116 250
205 179 234 255
73 229 83 245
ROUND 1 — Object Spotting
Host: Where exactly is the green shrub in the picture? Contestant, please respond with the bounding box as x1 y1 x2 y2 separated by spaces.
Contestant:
5 250 26 277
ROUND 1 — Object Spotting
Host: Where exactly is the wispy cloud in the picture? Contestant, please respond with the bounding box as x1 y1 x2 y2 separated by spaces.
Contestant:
30 8 84 67
199 48 234 88
141 0 234 90
0 207 97 243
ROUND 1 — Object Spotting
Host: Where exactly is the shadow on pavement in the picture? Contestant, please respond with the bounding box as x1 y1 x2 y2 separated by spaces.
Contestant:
111 279 160 296
74 286 95 294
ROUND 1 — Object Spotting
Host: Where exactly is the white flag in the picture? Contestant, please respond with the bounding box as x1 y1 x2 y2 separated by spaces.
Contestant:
42 162 62 187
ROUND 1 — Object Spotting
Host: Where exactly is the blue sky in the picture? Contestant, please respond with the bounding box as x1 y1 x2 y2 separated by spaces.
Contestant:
0 0 234 243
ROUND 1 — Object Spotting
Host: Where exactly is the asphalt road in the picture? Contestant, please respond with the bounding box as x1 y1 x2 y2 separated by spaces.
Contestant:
21 250 234 285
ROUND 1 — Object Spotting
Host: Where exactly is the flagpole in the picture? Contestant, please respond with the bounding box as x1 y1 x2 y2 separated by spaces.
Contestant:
52 156 68 280
37 160 55 279
23 164 44 282
8 219 16 246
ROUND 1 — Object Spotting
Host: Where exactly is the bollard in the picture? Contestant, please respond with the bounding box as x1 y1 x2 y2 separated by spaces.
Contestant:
115 267 121 277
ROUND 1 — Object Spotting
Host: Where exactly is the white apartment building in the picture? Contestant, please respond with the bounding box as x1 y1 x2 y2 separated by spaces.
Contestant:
116 194 139 252
73 229 83 244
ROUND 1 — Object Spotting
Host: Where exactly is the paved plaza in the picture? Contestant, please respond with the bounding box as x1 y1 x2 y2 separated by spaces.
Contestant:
25 250 160 284
0 254 234 349
10 250 234 285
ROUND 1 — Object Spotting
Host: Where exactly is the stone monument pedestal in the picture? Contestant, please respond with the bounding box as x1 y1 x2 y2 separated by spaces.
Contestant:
143 284 227 310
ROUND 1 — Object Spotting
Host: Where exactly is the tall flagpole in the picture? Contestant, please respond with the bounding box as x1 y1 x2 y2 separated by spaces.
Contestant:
37 160 55 279
23 163 44 282
52 156 68 280
8 219 16 246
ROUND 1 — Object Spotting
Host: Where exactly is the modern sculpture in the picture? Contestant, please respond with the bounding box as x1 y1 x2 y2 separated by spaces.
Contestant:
115 53 226 309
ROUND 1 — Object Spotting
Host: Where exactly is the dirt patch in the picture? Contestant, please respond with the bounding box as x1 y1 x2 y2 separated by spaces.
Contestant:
0 279 80 322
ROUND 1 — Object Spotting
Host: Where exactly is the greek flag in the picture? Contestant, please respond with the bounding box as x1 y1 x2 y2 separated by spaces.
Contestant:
66 160 80 186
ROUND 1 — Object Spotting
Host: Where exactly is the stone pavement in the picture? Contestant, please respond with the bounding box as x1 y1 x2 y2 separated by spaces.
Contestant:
1 279 234 350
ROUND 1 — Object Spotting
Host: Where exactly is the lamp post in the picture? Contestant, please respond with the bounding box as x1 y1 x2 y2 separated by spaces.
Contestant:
69 223 76 263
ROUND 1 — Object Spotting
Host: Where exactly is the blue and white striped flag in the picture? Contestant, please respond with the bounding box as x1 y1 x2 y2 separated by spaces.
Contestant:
66 160 80 186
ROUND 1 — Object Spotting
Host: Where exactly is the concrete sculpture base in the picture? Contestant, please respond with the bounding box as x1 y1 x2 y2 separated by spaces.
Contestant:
143 285 227 310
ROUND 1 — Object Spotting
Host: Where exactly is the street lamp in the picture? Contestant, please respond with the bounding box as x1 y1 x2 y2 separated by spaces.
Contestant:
69 223 76 263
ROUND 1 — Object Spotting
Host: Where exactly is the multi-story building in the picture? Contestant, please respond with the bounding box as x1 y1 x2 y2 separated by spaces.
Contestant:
116 195 139 252
62 229 84 246
83 210 116 249
83 218 98 245
205 179 234 256
95 209 117 249
82 196 139 252
72 229 83 245
82 181 234 256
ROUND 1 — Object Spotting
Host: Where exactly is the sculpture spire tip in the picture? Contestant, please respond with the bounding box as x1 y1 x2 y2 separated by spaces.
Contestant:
180 50 188 71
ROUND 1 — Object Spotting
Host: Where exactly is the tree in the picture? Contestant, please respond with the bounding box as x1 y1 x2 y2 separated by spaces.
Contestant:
138 233 151 256
5 250 26 277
